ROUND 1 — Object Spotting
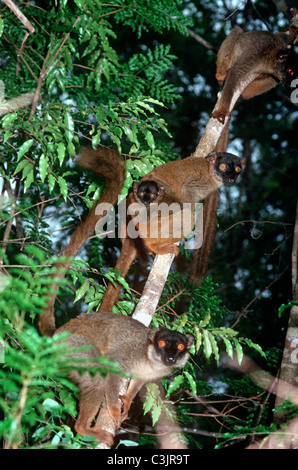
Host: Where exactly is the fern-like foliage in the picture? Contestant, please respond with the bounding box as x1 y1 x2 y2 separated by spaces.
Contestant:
112 0 192 36
0 246 123 448
121 44 181 104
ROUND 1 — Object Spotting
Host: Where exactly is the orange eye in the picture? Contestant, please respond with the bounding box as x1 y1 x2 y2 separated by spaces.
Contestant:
235 166 241 173
219 163 226 171
150 193 156 198
177 343 185 351
158 340 166 348
287 68 294 75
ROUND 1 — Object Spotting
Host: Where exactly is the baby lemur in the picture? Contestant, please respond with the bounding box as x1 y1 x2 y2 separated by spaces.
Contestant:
134 180 165 206
212 26 298 123
56 312 193 446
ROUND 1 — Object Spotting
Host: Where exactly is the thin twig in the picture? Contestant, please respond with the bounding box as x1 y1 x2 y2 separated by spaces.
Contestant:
224 219 292 233
231 266 289 329
28 16 80 119
187 28 217 51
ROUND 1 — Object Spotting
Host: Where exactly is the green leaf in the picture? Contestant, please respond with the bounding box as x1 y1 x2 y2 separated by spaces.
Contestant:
67 141 76 156
145 130 155 149
24 169 34 192
17 139 34 160
117 440 139 448
243 338 266 358
209 334 220 364
0 80 4 101
51 431 63 446
234 340 243 365
3 129 13 143
57 176 68 200
59 389 77 415
92 130 101 148
194 326 202 352
22 161 34 179
199 310 211 328
2 112 17 128
74 281 90 302
13 159 29 175
48 173 56 192
39 154 48 182
64 112 74 142
202 330 212 359
57 142 66 166
143 382 163 425
277 301 297 318
151 404 162 426
143 386 157 415
174 313 188 330
133 160 149 175
83 284 95 303
184 371 197 397
0 18 4 37
42 398 62 412
222 337 234 360
166 374 183 397
74 0 85 9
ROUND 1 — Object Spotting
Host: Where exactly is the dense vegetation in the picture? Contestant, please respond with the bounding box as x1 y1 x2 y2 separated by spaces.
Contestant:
0 0 297 449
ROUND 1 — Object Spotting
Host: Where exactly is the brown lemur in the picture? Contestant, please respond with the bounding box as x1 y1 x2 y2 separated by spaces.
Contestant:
39 147 193 445
212 25 298 123
56 312 193 446
100 149 246 311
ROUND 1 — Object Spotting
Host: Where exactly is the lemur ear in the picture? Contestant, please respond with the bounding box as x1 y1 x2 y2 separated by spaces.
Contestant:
147 329 159 343
206 151 218 166
240 157 247 168
157 185 165 197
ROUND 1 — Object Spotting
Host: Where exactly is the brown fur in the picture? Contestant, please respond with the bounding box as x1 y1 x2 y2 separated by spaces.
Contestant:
56 312 193 445
190 123 230 283
212 27 295 123
99 237 138 312
100 150 245 310
128 155 224 256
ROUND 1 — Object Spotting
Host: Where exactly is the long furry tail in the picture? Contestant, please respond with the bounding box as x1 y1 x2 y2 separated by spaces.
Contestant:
190 123 230 283
99 237 138 312
39 147 126 336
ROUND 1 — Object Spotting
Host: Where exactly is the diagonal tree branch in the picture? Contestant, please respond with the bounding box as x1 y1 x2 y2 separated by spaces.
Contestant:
187 28 217 51
2 0 35 33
